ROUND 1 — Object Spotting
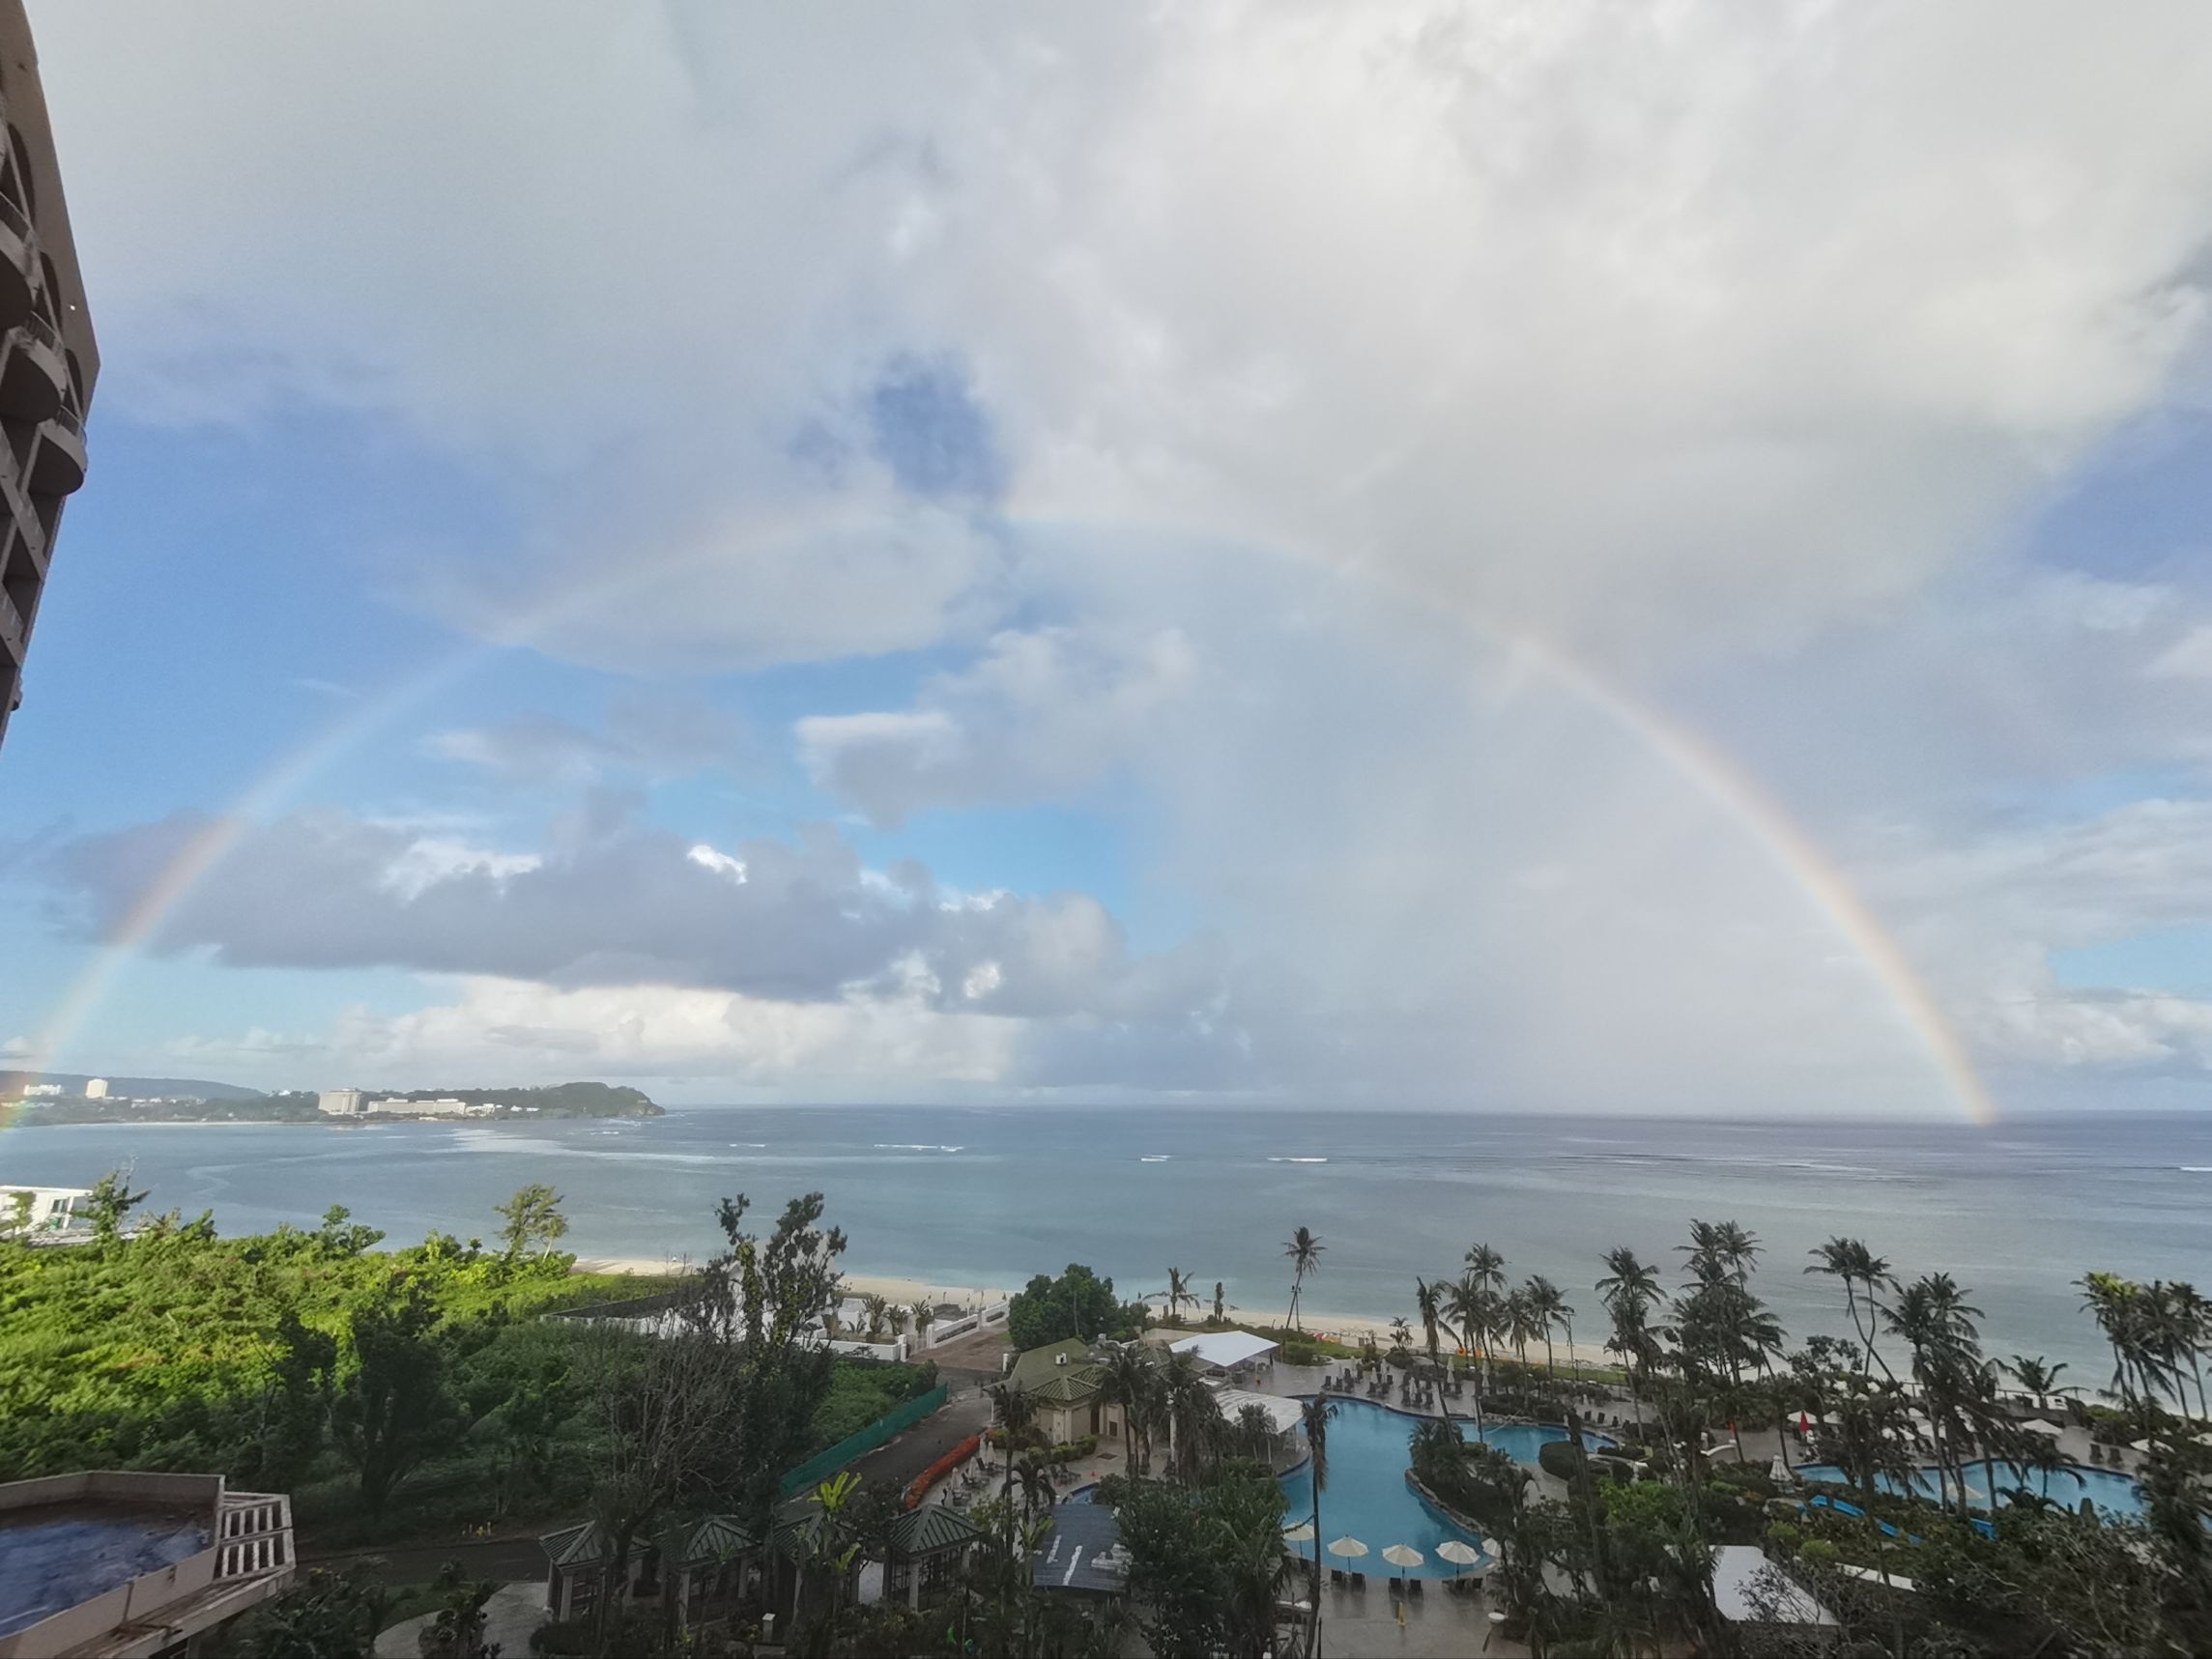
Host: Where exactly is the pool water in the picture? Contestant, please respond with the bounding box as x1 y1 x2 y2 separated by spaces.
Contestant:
1278 1399 1609 1579
1795 1462 2145 1522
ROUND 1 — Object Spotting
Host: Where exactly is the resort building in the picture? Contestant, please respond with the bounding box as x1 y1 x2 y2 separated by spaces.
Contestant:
80 1078 107 1100
316 1088 365 1117
365 1096 490 1118
1003 1337 1127 1447
0 1472 292 1658
0 0 96 757
0 1184 86 1236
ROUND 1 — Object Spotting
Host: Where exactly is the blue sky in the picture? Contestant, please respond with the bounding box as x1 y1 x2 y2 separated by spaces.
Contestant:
5 2 2212 1116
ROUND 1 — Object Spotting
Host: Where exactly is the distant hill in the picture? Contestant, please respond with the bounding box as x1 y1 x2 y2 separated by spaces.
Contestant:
0 1073 265 1101
379 1083 663 1118
3 1078 661 1124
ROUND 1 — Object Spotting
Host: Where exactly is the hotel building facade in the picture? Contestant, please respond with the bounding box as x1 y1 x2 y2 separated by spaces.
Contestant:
0 0 95 755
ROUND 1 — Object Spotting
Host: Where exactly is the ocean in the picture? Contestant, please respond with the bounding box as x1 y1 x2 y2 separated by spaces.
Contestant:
6 1105 2208 1375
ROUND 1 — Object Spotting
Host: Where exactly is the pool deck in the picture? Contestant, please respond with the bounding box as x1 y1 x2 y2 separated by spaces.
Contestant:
1309 1576 1530 1657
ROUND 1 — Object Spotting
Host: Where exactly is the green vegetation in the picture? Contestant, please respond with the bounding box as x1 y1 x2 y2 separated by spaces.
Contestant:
1005 1262 1148 1349
377 1081 662 1118
0 1173 931 1561
1360 1220 2212 1657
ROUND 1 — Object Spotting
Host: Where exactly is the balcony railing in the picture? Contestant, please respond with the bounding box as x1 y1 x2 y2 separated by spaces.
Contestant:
0 586 22 650
0 194 26 243
19 311 59 357
49 398 80 437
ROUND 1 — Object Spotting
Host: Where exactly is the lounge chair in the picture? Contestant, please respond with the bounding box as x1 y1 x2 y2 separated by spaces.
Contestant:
1409 1578 1424 1597
1351 1571 1366 1591
1331 1567 1346 1586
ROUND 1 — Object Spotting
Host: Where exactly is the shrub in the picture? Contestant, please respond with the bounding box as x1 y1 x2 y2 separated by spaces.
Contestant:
1537 1438 1585 1481
1280 1340 1324 1366
905 1434 982 1508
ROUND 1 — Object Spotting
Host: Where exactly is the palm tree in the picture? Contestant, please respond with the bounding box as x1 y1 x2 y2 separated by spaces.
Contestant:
989 1382 1038 1508
1236 1400 1279 1463
1526 1275 1575 1380
1101 1343 1158 1479
909 1299 934 1349
1805 1237 1897 1378
1446 1275 1493 1433
1157 1266 1196 1326
1213 1280 1227 1324
2079 1271 2162 1436
1504 1288 1539 1370
1595 1246 1663 1406
1012 1452 1056 1521
1299 1395 1336 1652
1884 1273 1984 1514
1414 1277 1448 1405
1283 1227 1324 1332
2003 1354 2070 1414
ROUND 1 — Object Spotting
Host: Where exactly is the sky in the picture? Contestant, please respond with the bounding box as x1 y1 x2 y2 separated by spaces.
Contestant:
3 1 2212 1119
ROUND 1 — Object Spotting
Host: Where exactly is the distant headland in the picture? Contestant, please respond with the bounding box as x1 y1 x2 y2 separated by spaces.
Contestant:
0 1075 662 1126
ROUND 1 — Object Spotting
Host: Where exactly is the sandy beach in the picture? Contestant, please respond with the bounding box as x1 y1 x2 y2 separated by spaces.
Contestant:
566 1258 1623 1367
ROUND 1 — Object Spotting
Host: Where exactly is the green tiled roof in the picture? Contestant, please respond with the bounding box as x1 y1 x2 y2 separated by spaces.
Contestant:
1007 1337 1106 1407
539 1514 760 1569
888 1504 984 1557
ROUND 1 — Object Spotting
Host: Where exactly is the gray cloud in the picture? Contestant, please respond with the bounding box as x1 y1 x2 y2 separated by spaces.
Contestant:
43 805 1221 1025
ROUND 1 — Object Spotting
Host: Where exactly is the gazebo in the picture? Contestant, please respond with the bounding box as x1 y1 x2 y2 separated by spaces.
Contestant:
538 1513 761 1627
871 1504 985 1609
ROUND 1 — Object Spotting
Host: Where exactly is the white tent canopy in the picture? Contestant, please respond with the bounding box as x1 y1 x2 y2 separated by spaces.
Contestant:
1712 1545 1837 1627
1169 1330 1280 1371
1216 1388 1304 1433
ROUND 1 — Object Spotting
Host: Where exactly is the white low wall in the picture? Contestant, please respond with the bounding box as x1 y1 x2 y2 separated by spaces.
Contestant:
924 1301 1008 1348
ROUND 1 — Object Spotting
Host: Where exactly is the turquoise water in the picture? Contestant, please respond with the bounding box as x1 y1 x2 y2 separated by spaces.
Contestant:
1796 1462 2145 1521
1278 1399 1607 1579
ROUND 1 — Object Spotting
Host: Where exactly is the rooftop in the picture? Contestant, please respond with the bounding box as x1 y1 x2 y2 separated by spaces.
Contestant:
1167 1330 1280 1372
1006 1337 1108 1407
1032 1502 1127 1595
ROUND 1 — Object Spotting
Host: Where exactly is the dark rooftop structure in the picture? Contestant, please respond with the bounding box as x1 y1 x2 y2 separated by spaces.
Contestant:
1031 1502 1128 1598
0 1473 292 1658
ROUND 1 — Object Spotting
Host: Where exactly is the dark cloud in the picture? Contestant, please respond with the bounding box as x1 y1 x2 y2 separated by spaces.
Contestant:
43 806 1221 1022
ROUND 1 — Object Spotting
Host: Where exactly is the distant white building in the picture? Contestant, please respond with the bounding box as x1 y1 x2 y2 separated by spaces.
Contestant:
366 1096 491 1118
318 1088 366 1117
20 1082 61 1098
1 1184 90 1234
82 1077 109 1099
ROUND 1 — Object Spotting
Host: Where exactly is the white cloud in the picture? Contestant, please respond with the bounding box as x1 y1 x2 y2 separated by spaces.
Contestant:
796 625 1197 824
39 2 2212 663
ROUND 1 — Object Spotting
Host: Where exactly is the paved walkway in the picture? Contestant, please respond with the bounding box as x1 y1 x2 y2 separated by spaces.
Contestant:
790 1384 997 1513
374 1581 548 1658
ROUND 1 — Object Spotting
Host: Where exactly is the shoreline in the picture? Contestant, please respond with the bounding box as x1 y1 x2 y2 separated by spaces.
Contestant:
567 1258 1623 1366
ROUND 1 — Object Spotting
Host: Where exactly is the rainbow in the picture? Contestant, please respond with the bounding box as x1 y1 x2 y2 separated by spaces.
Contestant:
10 517 1998 1128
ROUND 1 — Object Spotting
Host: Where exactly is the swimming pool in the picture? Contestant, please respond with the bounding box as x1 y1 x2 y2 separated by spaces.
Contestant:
1795 1462 2145 1522
1277 1400 1609 1579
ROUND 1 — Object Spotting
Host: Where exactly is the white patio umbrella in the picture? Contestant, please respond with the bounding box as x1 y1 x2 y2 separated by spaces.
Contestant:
1381 1543 1424 1587
1435 1539 1481 1581
1326 1536 1368 1570
1283 1522 1315 1543
2022 1419 2064 1439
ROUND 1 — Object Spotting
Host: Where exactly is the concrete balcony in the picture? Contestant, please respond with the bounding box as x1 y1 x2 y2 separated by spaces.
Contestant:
27 396 83 496
0 310 65 423
0 195 31 333
0 585 24 662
